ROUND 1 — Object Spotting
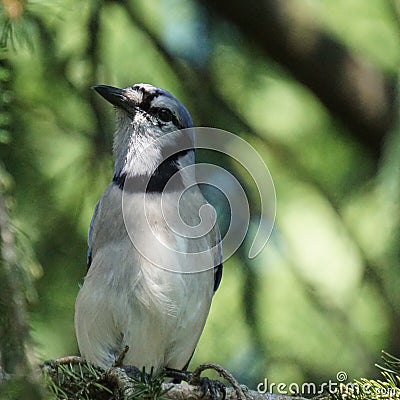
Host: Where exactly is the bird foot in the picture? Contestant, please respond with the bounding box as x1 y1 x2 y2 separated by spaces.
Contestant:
122 365 142 379
193 376 226 400
165 367 226 399
165 367 190 383
112 346 143 379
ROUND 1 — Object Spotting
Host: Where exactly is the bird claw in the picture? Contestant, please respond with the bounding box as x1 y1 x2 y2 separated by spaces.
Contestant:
165 367 190 383
165 368 226 399
122 365 141 379
193 376 226 400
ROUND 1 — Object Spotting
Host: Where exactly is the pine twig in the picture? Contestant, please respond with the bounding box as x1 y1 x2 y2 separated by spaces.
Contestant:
41 358 311 400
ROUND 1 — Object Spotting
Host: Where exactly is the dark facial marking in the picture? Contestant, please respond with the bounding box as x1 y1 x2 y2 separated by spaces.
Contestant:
134 86 184 128
152 107 181 128
136 86 161 112
156 108 174 123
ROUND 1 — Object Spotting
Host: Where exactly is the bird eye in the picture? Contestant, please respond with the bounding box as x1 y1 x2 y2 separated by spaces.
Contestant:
156 108 174 123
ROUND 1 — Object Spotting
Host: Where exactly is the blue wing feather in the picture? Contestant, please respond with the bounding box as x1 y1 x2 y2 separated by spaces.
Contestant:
86 200 100 271
213 230 223 293
213 263 223 292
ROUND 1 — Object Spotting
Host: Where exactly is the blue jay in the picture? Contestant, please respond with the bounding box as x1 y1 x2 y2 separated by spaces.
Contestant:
74 83 223 374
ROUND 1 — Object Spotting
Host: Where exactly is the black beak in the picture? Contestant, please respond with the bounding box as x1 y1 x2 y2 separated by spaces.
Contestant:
92 85 127 108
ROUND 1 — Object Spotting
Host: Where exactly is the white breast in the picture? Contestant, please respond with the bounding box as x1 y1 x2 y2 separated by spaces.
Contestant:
74 184 217 371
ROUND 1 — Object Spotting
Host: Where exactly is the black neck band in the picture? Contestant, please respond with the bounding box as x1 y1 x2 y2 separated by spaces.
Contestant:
113 149 192 193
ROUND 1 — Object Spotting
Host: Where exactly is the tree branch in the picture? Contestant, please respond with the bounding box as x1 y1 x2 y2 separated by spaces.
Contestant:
41 358 312 400
0 69 30 377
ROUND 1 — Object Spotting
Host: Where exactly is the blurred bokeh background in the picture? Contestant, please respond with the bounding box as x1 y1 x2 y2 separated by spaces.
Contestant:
1 0 400 393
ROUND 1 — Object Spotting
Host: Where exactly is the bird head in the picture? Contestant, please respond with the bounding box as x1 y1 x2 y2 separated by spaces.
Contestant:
93 83 194 182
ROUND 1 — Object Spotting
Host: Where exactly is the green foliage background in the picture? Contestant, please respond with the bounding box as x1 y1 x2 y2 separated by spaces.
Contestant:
1 0 400 392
